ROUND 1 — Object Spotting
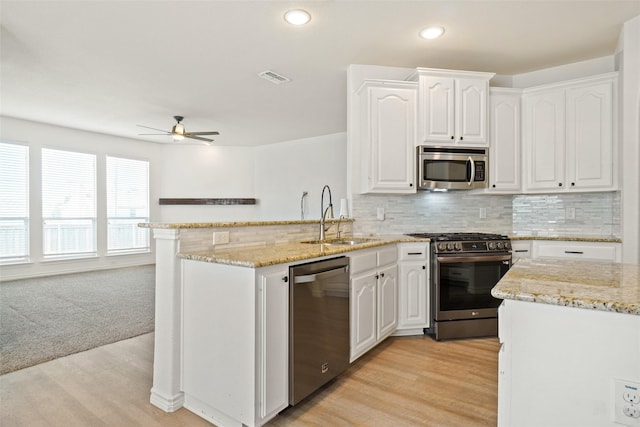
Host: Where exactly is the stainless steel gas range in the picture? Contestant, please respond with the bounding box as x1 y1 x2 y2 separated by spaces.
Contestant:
406 232 512 341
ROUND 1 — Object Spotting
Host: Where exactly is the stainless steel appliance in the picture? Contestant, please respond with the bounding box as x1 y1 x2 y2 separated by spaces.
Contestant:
406 232 511 340
289 256 350 405
417 146 488 190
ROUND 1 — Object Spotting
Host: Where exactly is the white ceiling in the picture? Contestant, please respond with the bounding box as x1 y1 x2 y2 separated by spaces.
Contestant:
2 1 639 146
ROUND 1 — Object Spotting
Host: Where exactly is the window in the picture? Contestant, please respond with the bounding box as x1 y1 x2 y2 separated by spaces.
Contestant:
0 142 29 262
42 148 96 257
106 156 150 253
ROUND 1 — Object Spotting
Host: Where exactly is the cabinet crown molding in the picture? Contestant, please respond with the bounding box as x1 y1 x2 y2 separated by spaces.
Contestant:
408 67 496 81
522 71 618 94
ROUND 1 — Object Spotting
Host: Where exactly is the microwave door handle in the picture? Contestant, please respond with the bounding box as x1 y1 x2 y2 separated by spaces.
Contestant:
467 157 475 186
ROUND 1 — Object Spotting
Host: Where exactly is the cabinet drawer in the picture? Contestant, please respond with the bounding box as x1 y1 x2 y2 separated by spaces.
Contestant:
532 241 621 262
377 246 397 267
398 243 429 260
349 249 378 275
511 241 532 259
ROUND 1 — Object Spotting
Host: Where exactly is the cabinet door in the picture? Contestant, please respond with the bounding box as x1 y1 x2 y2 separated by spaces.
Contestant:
397 262 428 329
377 264 398 340
566 80 615 190
456 78 489 145
490 90 521 192
420 76 455 143
523 89 565 191
350 272 377 362
367 84 417 193
257 267 289 421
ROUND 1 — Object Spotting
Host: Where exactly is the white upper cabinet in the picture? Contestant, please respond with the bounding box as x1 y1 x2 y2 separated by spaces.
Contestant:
523 73 617 193
415 68 494 146
489 88 522 192
356 80 417 194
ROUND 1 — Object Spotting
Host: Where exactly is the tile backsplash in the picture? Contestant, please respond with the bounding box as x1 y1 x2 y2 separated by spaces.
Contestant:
351 191 620 238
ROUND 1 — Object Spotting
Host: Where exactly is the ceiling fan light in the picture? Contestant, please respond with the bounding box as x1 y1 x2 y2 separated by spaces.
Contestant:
284 9 311 25
419 26 445 40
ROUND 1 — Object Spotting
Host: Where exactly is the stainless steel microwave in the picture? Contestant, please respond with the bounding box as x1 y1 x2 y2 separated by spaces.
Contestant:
417 146 488 190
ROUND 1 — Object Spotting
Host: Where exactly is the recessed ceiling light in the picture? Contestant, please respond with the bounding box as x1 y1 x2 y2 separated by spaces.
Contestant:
419 26 445 40
284 9 311 25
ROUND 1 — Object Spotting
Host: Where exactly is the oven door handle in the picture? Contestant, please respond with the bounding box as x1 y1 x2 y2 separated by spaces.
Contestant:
437 254 512 264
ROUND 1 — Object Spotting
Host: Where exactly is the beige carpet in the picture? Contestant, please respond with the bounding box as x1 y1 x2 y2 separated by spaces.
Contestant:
0 265 155 375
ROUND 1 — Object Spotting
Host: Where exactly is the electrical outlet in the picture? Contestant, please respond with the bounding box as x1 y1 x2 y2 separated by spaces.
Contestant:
212 231 230 245
376 207 385 221
479 207 487 219
614 379 640 426
566 207 576 220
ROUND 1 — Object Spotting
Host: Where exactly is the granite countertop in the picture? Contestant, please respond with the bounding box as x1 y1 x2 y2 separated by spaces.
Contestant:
510 235 621 243
178 236 428 268
492 258 640 316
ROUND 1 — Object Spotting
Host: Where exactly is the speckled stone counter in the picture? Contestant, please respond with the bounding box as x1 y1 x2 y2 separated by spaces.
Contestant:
178 236 426 268
492 258 640 315
509 235 621 243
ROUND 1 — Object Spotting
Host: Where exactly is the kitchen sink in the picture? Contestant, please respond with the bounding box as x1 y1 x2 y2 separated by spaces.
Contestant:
300 238 375 246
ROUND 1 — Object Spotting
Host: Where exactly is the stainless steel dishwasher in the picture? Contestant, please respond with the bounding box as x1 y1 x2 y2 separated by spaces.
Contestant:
289 256 350 405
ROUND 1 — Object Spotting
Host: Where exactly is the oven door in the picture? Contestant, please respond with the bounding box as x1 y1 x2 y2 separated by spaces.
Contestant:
434 253 511 321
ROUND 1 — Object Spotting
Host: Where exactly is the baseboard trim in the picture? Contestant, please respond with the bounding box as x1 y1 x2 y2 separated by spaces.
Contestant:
150 388 184 412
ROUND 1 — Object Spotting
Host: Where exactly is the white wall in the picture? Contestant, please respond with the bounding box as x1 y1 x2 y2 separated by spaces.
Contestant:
618 15 640 264
510 55 615 88
157 144 256 223
254 133 347 221
0 116 160 279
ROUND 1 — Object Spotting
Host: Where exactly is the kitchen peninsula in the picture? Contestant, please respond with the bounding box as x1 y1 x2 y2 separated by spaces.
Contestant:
140 220 424 427
492 259 640 427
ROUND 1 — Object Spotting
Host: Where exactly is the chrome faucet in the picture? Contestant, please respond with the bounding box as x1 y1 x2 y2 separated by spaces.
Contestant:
319 185 334 241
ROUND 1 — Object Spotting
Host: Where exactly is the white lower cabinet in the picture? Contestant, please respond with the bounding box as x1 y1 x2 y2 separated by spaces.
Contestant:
181 260 288 427
511 240 532 262
349 245 398 362
394 243 430 336
531 240 621 262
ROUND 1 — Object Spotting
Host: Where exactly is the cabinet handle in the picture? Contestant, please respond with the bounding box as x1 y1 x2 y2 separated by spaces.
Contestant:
558 183 563 187
565 251 584 255
515 250 529 253
408 252 423 255
282 276 288 283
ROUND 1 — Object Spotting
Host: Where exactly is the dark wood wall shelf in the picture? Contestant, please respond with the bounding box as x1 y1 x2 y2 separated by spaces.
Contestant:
159 198 257 206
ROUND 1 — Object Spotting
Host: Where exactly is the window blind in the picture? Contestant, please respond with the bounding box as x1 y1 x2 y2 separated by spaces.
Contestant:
42 148 96 256
106 156 150 252
0 142 29 261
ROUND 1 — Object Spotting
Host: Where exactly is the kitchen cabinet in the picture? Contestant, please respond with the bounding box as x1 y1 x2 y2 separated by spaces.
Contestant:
181 260 288 427
394 243 429 336
523 73 617 192
355 79 417 194
415 68 494 146
349 245 398 362
531 240 621 262
510 240 532 261
489 88 522 192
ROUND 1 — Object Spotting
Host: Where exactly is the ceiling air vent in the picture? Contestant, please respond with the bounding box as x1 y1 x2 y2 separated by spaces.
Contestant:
258 70 291 84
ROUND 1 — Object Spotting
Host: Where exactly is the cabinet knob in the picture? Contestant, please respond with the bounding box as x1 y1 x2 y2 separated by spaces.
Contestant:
381 273 385 277
375 274 379 279
450 135 454 140
492 184 496 188
422 265 426 270
558 182 563 187
282 276 288 283
460 136 463 141
571 182 575 187
409 183 413 187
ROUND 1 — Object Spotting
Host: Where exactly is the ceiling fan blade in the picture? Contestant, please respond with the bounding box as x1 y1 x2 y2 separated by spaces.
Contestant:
137 124 170 133
139 133 172 136
185 131 220 136
185 135 214 142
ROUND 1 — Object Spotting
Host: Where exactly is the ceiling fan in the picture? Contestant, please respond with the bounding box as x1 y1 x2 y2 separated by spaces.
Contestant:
138 116 220 143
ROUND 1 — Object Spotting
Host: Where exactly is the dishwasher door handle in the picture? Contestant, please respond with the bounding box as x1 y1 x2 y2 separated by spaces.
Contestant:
294 266 348 284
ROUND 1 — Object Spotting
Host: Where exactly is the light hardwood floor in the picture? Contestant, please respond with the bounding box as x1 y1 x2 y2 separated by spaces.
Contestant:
0 333 499 427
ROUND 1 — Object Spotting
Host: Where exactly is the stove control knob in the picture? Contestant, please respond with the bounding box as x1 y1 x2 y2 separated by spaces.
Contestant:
454 242 462 251
488 242 497 250
446 242 454 251
437 242 447 251
505 241 512 250
497 242 504 250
